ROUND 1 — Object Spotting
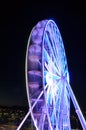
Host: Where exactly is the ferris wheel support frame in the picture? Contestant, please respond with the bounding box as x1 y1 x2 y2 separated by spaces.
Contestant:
16 84 48 130
16 80 86 130
66 81 86 130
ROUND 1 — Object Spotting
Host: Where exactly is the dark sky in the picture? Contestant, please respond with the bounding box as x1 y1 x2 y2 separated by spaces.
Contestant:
0 1 86 113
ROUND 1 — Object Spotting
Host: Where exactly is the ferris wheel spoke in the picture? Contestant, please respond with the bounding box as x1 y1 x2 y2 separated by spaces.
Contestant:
46 80 63 129
48 24 67 76
51 107 57 128
43 48 60 76
46 80 60 107
46 25 61 70
44 62 60 78
44 32 60 72
49 28 59 58
53 81 63 121
44 71 60 81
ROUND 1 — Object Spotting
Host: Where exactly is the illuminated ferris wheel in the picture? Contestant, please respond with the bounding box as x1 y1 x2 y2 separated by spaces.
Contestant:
17 20 86 130
26 20 70 130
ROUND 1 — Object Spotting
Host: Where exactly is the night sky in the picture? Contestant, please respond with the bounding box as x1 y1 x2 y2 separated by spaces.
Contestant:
0 1 86 113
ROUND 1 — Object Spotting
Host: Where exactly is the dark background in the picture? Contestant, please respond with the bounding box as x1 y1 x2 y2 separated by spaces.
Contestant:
0 1 86 115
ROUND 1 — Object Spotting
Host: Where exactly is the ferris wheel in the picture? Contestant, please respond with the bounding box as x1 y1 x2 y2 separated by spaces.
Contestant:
17 20 86 130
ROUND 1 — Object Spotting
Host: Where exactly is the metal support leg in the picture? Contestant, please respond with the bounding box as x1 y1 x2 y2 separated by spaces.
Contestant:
66 81 86 130
16 84 48 130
